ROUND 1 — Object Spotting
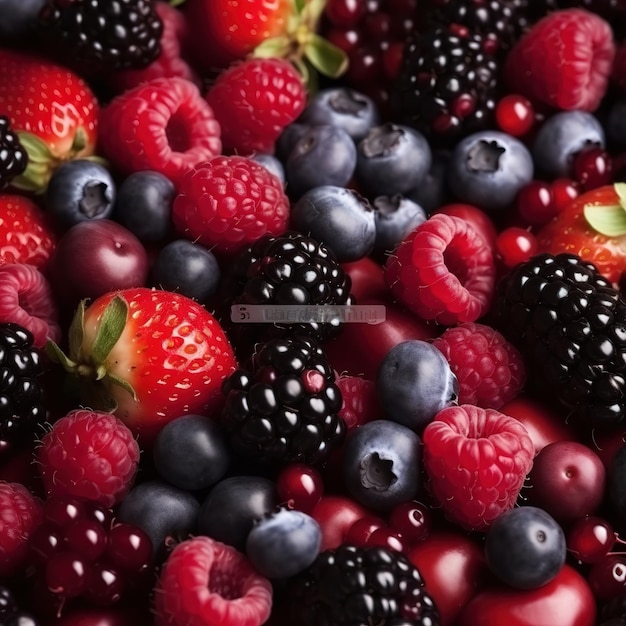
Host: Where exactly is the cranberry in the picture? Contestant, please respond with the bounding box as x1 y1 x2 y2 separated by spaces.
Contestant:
495 94 535 137
568 516 616 564
310 495 369 551
44 497 86 529
85 564 124 606
388 500 432 545
46 552 87 598
324 0 367 27
573 147 613 191
276 464 324 514
345 515 385 545
65 519 108 562
106 524 152 573
496 227 538 269
516 180 555 226
589 554 626 600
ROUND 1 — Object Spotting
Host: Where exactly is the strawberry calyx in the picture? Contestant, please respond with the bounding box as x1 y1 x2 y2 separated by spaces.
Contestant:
45 296 137 413
583 182 626 237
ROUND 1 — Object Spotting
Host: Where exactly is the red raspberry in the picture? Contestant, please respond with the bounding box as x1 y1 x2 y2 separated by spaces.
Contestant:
154 535 273 626
205 57 306 155
172 154 290 254
423 404 534 531
384 214 495 326
432 322 526 410
99 77 221 187
0 262 60 348
0 480 42 577
504 8 615 112
336 375 381 432
37 409 140 507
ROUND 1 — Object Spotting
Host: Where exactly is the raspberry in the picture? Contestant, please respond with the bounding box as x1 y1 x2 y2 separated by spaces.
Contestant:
205 57 306 155
504 8 615 112
0 263 60 348
172 155 290 254
154 535 273 626
0 481 42 577
37 409 140 507
422 404 534 531
384 213 495 326
336 375 381 431
99 76 221 187
431 322 526 410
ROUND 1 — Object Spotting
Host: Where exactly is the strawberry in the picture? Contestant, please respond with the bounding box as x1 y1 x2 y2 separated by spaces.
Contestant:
46 288 238 444
0 48 99 193
535 183 626 286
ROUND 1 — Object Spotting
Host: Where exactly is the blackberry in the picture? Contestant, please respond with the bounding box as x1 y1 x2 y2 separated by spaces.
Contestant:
600 595 626 625
38 0 162 72
0 117 27 191
220 334 345 467
225 231 353 350
0 584 40 626
285 544 440 626
496 253 626 428
391 25 501 147
0 323 45 450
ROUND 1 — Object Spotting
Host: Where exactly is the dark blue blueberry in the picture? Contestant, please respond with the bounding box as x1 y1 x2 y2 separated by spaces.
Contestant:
0 0 45 41
246 508 322 579
151 239 221 303
251 153 285 184
275 122 309 162
117 480 200 558
152 414 230 492
532 110 605 179
372 195 426 252
342 419 422 511
447 130 534 212
114 170 175 244
407 150 451 214
46 159 116 228
285 124 357 198
291 185 376 262
377 340 459 432
355 123 432 197
197 475 277 551
298 87 379 141
485 506 566 590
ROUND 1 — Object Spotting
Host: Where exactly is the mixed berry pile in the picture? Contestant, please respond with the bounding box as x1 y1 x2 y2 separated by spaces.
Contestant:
4 1 626 625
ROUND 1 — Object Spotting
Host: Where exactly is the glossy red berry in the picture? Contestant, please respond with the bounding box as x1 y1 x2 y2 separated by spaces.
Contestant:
572 147 613 191
367 527 406 553
107 523 152 573
550 178 579 214
495 94 535 137
46 552 87 598
496 227 538 269
345 516 385 546
276 464 324 514
568 516 616 564
388 500 432 545
589 554 626 600
516 180 554 226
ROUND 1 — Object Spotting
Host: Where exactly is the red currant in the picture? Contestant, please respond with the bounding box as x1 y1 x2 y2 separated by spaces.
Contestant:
44 496 85 529
65 519 108 562
516 181 554 226
388 500 431 545
85 563 124 606
573 147 613 191
345 516 385 546
324 0 367 27
107 523 152 573
496 227 538 269
568 516 616 564
495 94 535 137
367 527 405 553
276 464 324 514
45 552 87 598
588 555 626 601
550 178 579 214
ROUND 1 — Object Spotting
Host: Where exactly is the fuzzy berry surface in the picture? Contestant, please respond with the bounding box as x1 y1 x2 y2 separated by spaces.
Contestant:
423 404 535 531
37 409 140 507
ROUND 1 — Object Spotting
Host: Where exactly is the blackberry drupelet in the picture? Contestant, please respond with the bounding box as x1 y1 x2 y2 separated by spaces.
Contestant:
285 544 440 626
38 0 163 72
391 25 500 147
0 117 27 191
0 323 45 450
220 334 345 467
0 584 40 626
496 253 626 428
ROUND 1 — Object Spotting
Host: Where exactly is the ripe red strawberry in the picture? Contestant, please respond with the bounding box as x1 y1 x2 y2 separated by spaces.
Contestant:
46 288 237 444
536 183 626 286
0 48 99 193
205 57 306 155
504 8 615 112
422 404 534 531
0 194 56 270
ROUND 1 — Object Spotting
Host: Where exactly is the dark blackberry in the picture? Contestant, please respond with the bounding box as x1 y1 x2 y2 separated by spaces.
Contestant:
601 594 626 624
0 323 45 450
0 584 40 626
390 25 501 147
285 544 440 626
220 334 345 467
495 253 626 428
38 0 162 72
0 116 27 191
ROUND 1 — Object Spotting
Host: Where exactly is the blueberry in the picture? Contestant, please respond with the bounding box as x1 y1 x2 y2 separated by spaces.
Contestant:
46 159 116 228
152 414 230 492
342 419 422 511
372 195 426 252
355 123 432 197
291 186 376 262
377 340 459 431
275 122 309 162
285 124 357 198
485 506 566 589
407 150 451 214
447 130 534 212
151 239 221 303
298 87 379 141
251 153 285 184
114 170 175 244
0 0 45 41
532 110 605 179
197 475 277 551
117 480 200 558
246 508 322 578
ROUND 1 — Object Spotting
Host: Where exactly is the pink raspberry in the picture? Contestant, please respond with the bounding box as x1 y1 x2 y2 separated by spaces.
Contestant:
154 535 273 626
432 322 526 410
37 409 140 507
422 404 534 531
384 214 495 326
336 375 381 432
172 154 290 255
0 480 42 577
